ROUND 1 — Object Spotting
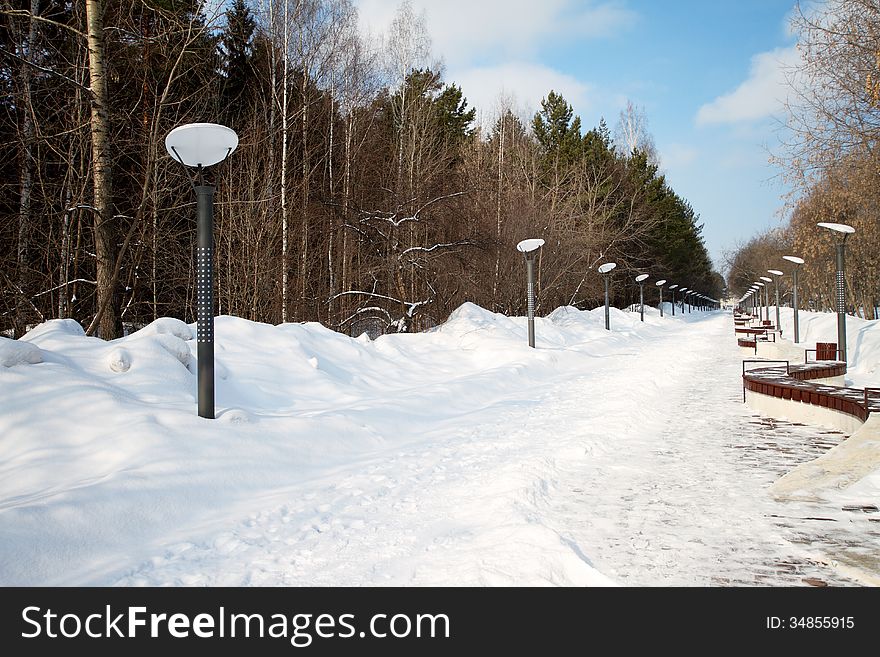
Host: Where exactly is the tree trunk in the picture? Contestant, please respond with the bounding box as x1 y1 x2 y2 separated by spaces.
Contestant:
327 88 335 320
493 113 504 307
341 112 353 321
280 0 289 323
85 0 118 339
300 74 309 320
59 188 72 319
15 0 40 337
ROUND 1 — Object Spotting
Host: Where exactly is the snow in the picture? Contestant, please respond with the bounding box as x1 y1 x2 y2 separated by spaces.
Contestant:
773 306 880 386
0 337 42 368
1 304 878 586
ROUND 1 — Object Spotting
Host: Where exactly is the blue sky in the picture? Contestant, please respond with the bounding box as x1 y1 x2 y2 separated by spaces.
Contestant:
354 0 803 274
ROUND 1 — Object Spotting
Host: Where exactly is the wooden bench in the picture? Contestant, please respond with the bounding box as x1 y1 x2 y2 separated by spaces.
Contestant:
742 361 880 423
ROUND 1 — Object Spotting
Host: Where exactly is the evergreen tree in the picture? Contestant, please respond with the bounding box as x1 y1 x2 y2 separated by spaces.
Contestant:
434 83 476 145
532 90 582 161
219 0 256 121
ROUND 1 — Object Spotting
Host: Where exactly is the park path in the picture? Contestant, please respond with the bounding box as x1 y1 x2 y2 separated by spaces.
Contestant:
543 312 879 586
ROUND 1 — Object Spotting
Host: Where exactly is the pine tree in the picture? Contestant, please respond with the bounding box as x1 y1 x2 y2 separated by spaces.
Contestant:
220 0 256 121
532 90 582 161
434 83 476 145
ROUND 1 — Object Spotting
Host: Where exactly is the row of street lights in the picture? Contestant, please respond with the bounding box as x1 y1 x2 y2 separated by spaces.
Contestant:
162 120 726 418
736 221 854 363
516 238 718 346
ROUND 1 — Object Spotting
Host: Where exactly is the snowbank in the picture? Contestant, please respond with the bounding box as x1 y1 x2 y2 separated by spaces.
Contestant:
0 337 42 367
3 302 699 585
771 415 880 500
2 303 875 586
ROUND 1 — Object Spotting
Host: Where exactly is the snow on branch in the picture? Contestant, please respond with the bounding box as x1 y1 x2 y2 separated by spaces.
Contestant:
31 279 97 299
358 191 471 228
330 290 432 318
400 238 477 258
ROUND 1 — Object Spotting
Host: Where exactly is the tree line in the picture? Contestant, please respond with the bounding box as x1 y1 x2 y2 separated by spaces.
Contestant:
727 0 880 318
1 0 722 340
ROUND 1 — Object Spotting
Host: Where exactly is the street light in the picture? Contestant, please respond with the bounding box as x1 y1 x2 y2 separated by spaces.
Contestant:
817 222 855 363
679 288 688 314
759 276 773 325
754 281 766 323
767 269 783 334
635 274 649 322
598 262 617 330
656 279 667 317
669 284 678 316
782 255 805 343
165 122 239 419
517 238 545 348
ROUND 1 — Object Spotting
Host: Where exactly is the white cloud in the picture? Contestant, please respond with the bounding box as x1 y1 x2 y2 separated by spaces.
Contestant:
660 143 699 171
451 62 594 127
355 0 637 67
696 46 800 125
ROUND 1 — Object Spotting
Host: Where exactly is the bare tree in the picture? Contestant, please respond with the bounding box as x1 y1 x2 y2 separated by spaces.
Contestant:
779 0 880 185
614 99 658 163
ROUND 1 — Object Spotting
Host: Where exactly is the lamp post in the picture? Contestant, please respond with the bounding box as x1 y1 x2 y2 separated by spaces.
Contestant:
636 274 649 322
679 288 688 314
817 222 855 363
598 262 617 330
516 238 545 348
782 255 804 343
759 276 773 325
165 123 238 419
767 269 783 334
656 279 667 317
669 284 678 316
754 281 766 323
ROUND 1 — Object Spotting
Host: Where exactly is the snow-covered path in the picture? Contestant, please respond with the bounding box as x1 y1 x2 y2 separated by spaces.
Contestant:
543 314 878 585
110 313 876 586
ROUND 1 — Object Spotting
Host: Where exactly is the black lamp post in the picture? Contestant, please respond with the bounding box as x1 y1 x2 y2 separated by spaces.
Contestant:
767 269 783 333
759 276 772 325
782 255 804 343
656 280 666 317
818 222 855 363
636 274 649 322
166 123 238 419
754 281 766 323
517 238 544 348
598 262 617 330
669 284 678 316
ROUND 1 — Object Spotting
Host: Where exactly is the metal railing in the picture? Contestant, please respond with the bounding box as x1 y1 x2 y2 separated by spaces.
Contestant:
804 348 843 363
